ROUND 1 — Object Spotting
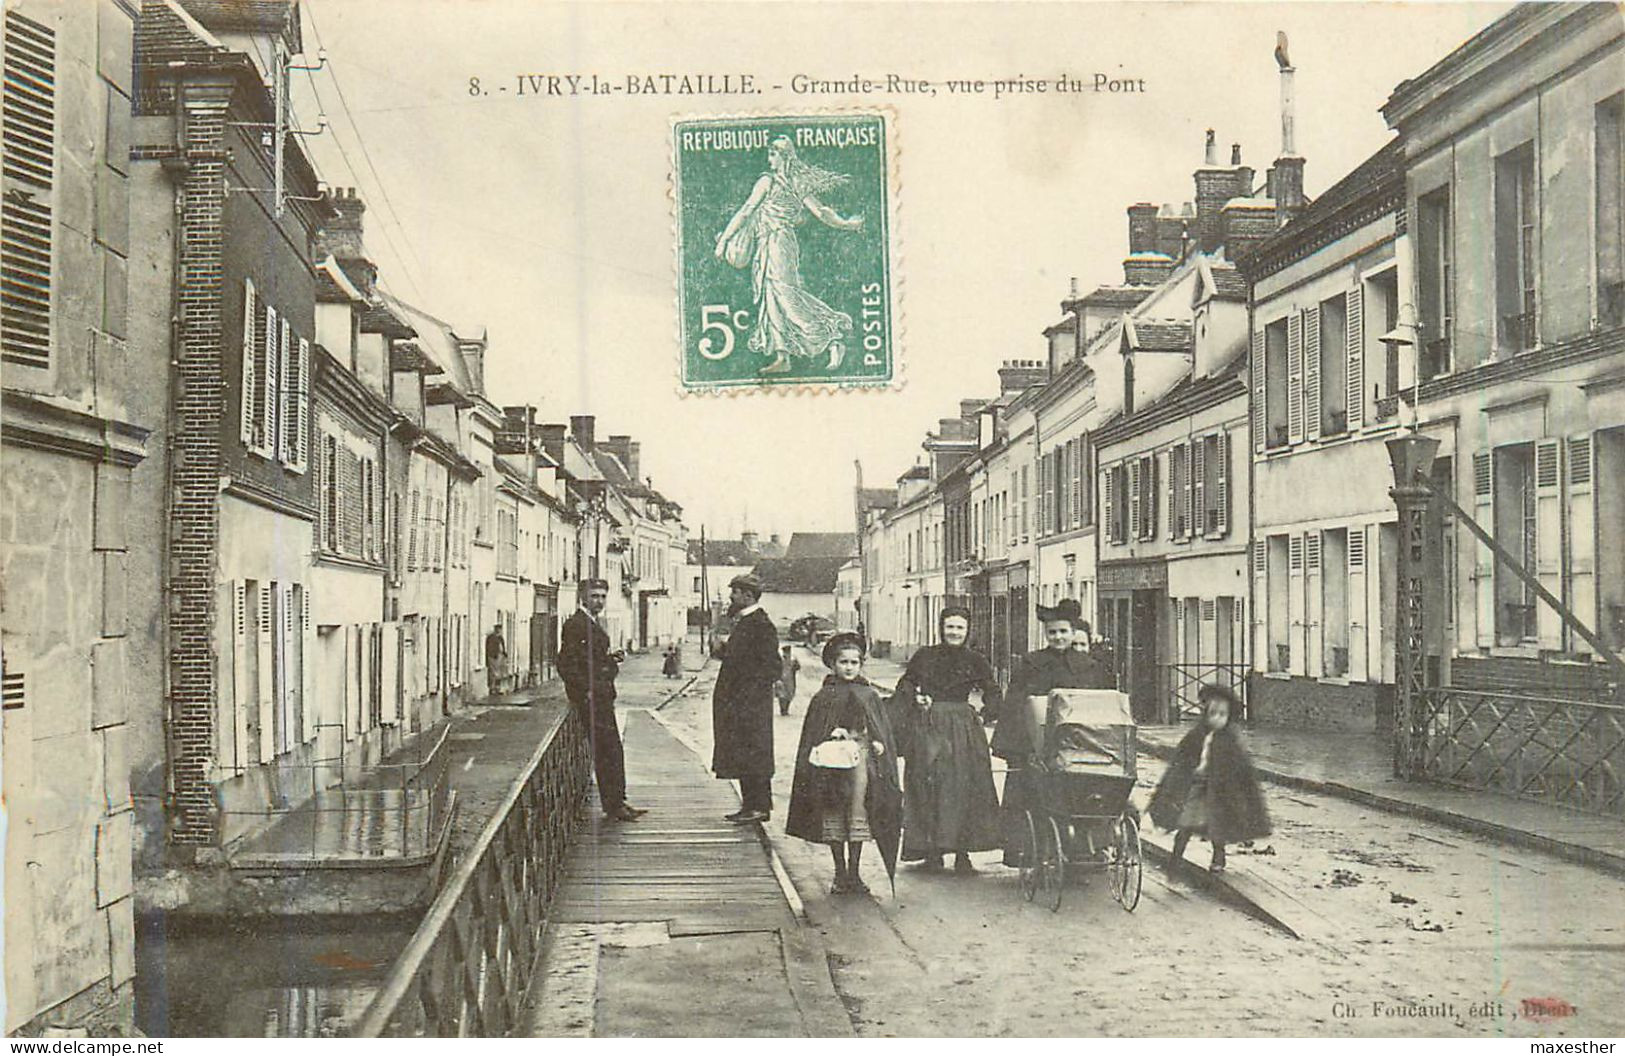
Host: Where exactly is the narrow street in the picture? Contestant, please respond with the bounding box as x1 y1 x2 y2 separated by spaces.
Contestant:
653 644 1625 1038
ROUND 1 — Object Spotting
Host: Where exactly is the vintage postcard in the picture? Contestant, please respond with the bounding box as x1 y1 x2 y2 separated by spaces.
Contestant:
3 0 1623 1045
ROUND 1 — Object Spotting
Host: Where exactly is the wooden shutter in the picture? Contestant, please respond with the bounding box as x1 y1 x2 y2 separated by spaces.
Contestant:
1251 328 1266 453
299 587 314 744
1287 312 1304 444
1346 285 1365 429
1128 459 1142 540
293 337 311 472
1168 444 1182 540
1192 438 1206 540
408 488 420 570
1348 527 1369 682
239 279 258 443
1252 541 1268 673
0 11 55 371
1288 534 1305 675
262 304 280 457
277 582 294 754
1306 532 1323 676
1215 431 1231 536
382 622 401 724
257 583 275 763
1076 438 1090 526
1103 466 1117 545
1304 305 1322 441
232 582 249 770
1143 456 1158 540
1567 435 1596 652
277 318 293 464
1472 451 1495 647
1534 438 1563 649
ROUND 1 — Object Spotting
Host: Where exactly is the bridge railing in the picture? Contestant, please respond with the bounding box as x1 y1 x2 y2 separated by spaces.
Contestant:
351 707 591 1037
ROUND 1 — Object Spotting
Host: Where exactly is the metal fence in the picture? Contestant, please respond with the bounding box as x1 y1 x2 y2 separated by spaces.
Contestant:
1165 663 1249 723
351 708 591 1037
1415 687 1625 818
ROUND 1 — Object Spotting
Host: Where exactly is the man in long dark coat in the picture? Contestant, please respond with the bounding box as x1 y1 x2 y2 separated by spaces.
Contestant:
559 578 647 822
992 598 1115 865
712 573 781 822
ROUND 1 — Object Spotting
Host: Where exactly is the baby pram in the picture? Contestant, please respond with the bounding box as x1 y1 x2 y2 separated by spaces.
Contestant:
1009 688 1143 912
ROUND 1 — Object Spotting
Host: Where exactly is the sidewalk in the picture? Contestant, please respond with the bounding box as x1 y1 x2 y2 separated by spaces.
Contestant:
521 709 850 1038
1139 722 1625 877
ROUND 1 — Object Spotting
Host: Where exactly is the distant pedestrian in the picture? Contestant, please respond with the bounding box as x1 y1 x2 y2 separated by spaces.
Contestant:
787 633 901 896
662 645 681 678
891 606 1003 874
1148 684 1270 874
775 645 800 716
713 573 781 823
485 623 508 696
560 579 648 822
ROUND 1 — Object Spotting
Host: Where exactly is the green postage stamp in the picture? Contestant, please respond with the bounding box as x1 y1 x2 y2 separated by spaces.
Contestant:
673 112 897 391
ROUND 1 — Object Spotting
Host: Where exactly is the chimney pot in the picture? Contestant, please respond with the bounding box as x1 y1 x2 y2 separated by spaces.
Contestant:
1231 144 1242 165
1204 129 1218 165
570 414 596 451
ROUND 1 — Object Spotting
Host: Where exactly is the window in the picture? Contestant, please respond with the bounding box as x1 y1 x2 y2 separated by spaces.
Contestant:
1366 269 1400 404
318 431 381 563
1494 143 1537 352
1170 443 1189 539
1492 443 1539 643
1201 432 1228 537
1 10 54 371
1020 464 1029 540
1103 463 1129 545
1599 94 1624 328
1322 528 1350 677
1417 186 1453 378
1318 294 1348 435
1264 317 1289 448
1266 535 1289 672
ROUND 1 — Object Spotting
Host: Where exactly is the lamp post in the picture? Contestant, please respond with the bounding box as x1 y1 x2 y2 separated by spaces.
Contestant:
1386 431 1441 780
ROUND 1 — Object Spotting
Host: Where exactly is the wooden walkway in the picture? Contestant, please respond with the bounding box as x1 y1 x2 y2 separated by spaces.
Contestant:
525 709 848 1037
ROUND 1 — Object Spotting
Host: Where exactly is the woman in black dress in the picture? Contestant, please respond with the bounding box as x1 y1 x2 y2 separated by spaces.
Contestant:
891 607 1002 873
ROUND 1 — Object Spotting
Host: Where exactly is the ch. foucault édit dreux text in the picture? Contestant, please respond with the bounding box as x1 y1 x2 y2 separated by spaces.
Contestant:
471 72 1147 99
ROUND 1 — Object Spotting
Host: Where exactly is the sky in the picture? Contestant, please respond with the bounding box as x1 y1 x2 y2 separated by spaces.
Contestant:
290 0 1509 541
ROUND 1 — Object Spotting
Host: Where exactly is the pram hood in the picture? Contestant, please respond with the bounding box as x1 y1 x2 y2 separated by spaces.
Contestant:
1047 688 1135 728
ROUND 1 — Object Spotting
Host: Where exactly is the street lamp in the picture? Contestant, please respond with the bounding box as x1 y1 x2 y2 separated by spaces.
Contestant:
1386 431 1440 781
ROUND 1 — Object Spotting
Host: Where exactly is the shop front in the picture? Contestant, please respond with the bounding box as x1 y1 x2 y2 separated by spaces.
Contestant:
1098 558 1168 722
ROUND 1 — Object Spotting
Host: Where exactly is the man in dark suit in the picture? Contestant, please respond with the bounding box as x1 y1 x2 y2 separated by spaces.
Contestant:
559 578 647 822
712 573 781 823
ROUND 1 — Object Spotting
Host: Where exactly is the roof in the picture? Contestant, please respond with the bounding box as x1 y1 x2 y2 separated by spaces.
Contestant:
376 291 476 393
755 556 849 594
1124 320 1192 353
178 0 304 54
314 255 366 305
686 538 761 566
783 532 858 559
1243 139 1405 278
1194 258 1248 307
859 486 898 510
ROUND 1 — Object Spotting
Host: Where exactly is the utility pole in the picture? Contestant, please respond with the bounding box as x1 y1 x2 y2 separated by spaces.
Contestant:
699 525 710 650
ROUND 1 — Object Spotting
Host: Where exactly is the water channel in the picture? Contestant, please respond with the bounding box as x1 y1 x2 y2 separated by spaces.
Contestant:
134 912 419 1037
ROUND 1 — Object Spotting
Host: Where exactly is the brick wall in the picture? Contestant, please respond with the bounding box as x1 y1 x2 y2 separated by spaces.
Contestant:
166 80 233 845
1247 673 1391 732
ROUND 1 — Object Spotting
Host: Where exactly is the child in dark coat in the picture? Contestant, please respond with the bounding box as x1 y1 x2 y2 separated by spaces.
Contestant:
786 634 902 895
1148 684 1270 872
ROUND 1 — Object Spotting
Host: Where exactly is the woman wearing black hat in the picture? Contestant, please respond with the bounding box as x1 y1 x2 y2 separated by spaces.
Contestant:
992 598 1116 866
890 606 1002 873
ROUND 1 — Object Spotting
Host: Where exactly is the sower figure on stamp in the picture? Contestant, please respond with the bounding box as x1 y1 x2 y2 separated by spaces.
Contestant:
714 136 864 375
713 573 781 823
560 579 648 822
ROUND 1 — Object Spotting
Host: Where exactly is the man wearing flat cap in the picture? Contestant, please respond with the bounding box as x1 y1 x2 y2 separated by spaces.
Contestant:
560 578 647 822
713 572 781 822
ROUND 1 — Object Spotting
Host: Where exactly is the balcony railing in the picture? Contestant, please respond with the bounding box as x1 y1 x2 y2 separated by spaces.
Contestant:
1166 662 1250 722
1414 687 1625 818
352 708 591 1037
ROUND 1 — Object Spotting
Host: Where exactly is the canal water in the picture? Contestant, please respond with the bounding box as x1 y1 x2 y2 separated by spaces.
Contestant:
135 912 420 1037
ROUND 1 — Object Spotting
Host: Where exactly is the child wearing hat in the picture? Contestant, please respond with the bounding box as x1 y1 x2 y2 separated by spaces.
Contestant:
1148 684 1271 873
785 633 902 895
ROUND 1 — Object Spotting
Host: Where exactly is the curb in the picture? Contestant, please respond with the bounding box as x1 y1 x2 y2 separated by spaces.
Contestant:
1139 740 1625 880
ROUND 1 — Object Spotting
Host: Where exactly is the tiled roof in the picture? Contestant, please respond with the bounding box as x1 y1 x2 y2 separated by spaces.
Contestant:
1127 320 1192 353
376 292 475 393
1245 139 1404 274
860 486 898 510
686 539 760 566
755 556 848 594
1209 264 1248 302
177 0 302 53
783 532 858 559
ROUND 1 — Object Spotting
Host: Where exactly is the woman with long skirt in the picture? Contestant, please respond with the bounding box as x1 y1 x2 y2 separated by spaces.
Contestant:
891 607 1003 873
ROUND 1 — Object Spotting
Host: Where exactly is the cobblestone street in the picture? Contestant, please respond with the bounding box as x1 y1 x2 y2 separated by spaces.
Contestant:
652 645 1625 1038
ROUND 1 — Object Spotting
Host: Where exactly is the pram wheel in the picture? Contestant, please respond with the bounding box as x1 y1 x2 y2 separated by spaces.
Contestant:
1019 811 1040 902
1040 816 1065 913
1111 813 1143 912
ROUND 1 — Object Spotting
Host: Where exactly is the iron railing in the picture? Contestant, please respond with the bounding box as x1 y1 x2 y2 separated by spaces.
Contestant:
223 725 456 863
1166 663 1250 723
352 707 591 1037
1414 687 1625 818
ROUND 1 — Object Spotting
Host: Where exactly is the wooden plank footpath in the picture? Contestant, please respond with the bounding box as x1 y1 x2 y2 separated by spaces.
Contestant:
524 710 851 1037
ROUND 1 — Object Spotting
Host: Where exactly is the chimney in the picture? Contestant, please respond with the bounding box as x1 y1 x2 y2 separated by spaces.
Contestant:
569 414 595 451
624 440 641 482
998 359 1047 395
538 423 567 464
1127 203 1159 255
454 328 486 394
1194 134 1254 254
1273 31 1306 225
959 399 985 421
1154 205 1189 260
1204 129 1218 165
769 533 781 548
742 529 760 552
314 187 378 293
